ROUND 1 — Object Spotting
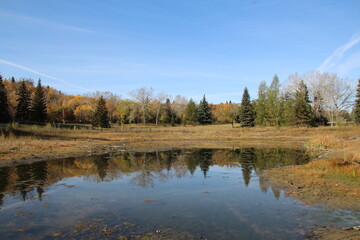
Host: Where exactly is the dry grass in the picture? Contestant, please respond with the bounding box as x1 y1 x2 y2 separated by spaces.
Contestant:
1 124 359 163
304 158 360 181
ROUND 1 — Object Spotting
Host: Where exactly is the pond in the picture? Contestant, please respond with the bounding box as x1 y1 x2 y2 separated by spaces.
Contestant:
0 148 359 239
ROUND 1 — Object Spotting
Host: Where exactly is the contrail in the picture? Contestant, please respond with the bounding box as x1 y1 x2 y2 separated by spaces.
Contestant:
0 59 90 92
318 35 360 72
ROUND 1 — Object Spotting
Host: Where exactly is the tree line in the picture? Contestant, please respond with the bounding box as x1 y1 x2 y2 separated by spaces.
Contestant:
0 72 359 128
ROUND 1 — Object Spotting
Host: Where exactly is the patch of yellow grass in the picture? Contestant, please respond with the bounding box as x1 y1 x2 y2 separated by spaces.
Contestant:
303 158 360 182
305 135 341 151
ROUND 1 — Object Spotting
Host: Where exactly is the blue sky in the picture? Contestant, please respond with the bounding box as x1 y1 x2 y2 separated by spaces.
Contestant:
0 0 359 103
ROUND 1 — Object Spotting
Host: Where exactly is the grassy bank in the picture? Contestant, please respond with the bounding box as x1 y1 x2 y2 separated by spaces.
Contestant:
262 125 360 210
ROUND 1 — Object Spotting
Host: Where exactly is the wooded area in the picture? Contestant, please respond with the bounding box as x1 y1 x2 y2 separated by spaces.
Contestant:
0 72 359 128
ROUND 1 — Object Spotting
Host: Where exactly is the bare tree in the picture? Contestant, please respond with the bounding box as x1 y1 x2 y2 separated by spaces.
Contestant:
172 95 189 121
286 71 354 126
322 75 354 125
154 92 167 125
130 87 154 125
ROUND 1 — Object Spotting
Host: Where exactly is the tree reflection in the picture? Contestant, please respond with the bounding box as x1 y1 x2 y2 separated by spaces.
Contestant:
0 148 310 206
16 165 33 201
0 167 9 209
197 149 212 178
238 148 256 186
93 155 110 181
31 161 48 201
130 153 156 188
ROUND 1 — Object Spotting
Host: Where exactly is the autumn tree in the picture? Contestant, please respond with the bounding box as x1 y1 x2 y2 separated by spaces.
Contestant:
184 99 198 124
239 88 255 127
212 102 239 127
92 96 110 128
31 79 47 124
197 95 212 124
117 100 136 125
294 81 313 126
74 105 93 122
354 79 360 124
15 81 31 123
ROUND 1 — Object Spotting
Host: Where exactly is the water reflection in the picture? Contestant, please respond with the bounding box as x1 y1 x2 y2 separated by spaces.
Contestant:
0 148 309 207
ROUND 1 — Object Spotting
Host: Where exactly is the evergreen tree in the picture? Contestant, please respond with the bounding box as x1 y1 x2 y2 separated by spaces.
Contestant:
0 75 11 123
266 74 281 126
15 81 31 123
31 79 47 123
239 88 255 127
313 91 328 126
162 98 177 124
254 81 267 126
92 96 110 128
294 81 314 126
184 99 198 124
354 79 360 124
197 95 212 124
282 92 296 126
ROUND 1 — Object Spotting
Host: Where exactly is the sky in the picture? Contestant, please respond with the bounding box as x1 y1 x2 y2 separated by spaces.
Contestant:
0 0 360 103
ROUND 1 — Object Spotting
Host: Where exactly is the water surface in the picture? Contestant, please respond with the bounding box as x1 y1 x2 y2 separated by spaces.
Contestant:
0 148 359 239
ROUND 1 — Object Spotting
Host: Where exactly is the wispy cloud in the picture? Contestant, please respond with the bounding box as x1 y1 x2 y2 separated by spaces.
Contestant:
318 35 360 73
0 10 94 34
0 59 89 92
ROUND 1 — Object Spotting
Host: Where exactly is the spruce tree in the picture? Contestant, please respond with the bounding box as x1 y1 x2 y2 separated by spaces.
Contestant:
294 81 314 126
354 79 360 124
31 79 47 124
15 81 31 123
313 91 328 126
0 75 11 123
184 99 198 124
92 96 110 128
197 95 212 124
163 98 174 124
239 88 255 127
